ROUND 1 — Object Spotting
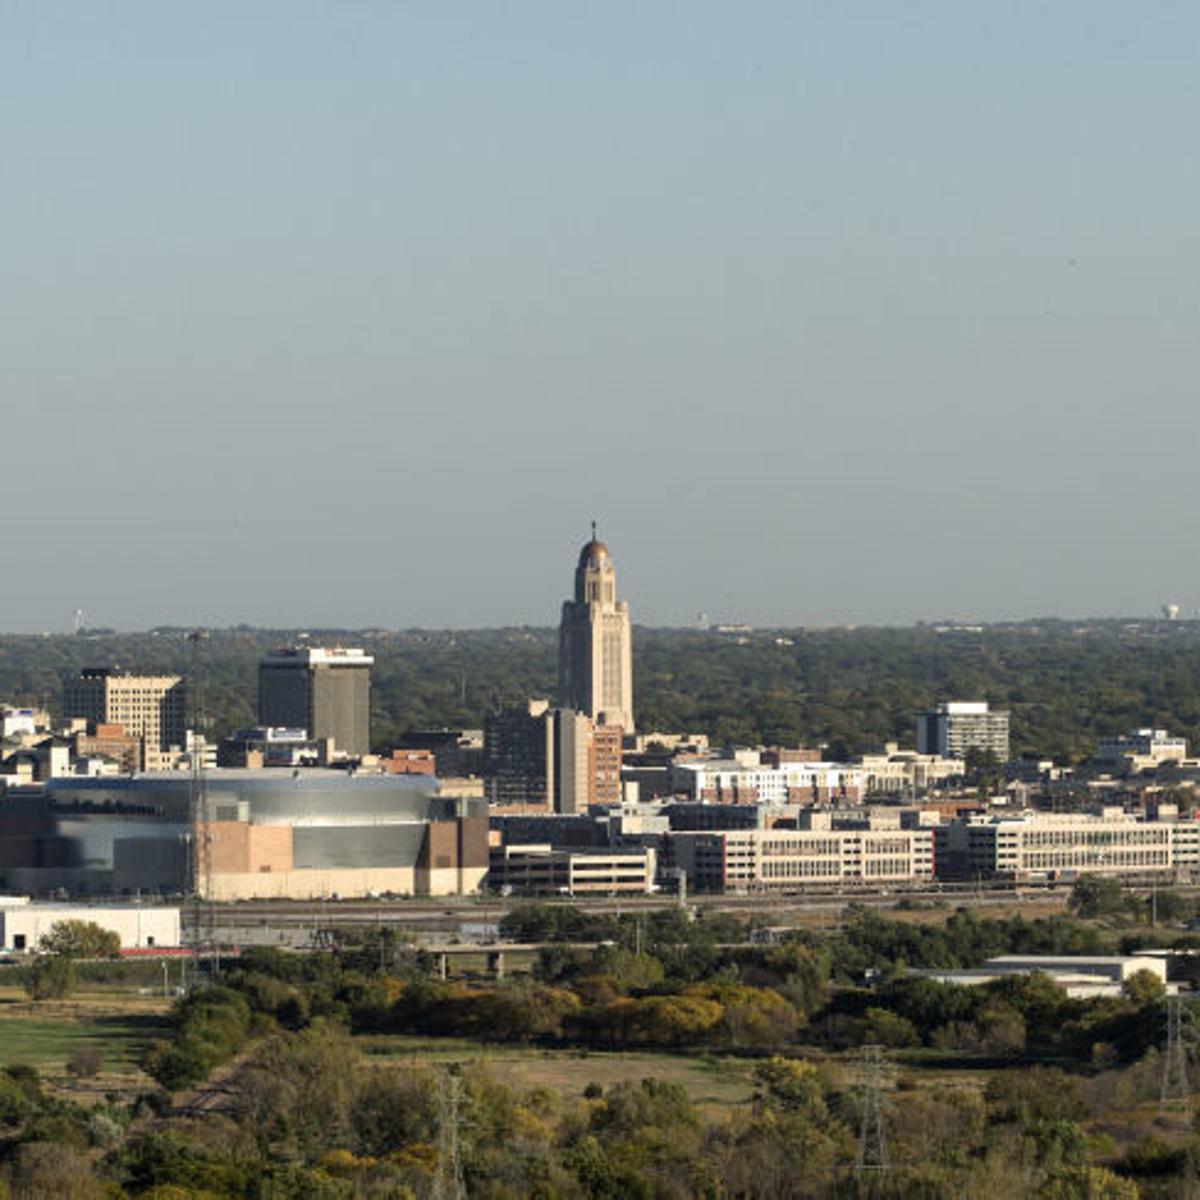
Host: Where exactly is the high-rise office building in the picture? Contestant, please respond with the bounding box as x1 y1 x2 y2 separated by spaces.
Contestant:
258 647 373 757
917 701 1010 762
484 700 623 813
558 530 634 733
63 669 187 771
484 700 554 809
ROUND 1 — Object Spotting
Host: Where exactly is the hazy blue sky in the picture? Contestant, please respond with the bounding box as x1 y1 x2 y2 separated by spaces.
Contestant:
4 3 1198 631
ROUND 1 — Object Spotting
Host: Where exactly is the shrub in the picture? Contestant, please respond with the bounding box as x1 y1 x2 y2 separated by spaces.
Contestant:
23 955 75 1001
66 1046 104 1079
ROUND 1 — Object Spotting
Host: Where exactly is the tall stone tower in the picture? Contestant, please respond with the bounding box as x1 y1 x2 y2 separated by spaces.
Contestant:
558 527 634 733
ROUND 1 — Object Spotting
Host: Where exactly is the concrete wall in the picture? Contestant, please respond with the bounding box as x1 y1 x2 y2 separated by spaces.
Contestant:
202 864 487 901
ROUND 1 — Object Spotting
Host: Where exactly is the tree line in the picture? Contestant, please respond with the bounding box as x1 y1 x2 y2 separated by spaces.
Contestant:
6 619 1200 760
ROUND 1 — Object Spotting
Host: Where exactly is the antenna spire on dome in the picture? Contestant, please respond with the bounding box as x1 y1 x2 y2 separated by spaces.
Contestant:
591 519 597 541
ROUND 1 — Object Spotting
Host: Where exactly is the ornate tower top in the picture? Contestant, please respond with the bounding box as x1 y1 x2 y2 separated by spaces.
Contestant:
574 525 616 605
559 527 634 732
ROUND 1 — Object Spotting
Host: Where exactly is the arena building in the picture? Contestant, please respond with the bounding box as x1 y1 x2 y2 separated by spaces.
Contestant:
0 770 488 900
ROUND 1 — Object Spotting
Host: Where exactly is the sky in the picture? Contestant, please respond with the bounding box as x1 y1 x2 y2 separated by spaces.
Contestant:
3 3 1199 632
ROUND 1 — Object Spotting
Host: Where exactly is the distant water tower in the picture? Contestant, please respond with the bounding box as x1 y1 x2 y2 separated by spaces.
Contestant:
1163 603 1181 621
696 611 710 631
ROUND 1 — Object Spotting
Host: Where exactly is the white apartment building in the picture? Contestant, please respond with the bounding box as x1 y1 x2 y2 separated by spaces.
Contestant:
666 826 934 892
916 702 1010 762
670 760 865 804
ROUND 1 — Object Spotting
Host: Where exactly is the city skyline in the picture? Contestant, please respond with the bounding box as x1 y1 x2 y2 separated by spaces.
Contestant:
5 5 1199 632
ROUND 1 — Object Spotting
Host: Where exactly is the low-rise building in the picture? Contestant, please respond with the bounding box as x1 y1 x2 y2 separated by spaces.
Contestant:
381 749 437 776
1096 728 1188 767
0 902 180 953
488 844 656 896
665 825 934 892
670 757 864 805
217 727 326 769
935 807 1200 881
392 729 484 778
1 708 49 740
914 955 1172 999
74 723 142 775
855 744 965 797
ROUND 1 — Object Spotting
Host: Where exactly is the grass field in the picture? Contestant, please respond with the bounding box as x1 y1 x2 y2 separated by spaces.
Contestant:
357 1034 758 1115
0 977 172 1102
0 1013 158 1068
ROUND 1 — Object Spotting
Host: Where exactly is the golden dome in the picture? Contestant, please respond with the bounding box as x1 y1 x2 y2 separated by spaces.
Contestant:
578 539 610 568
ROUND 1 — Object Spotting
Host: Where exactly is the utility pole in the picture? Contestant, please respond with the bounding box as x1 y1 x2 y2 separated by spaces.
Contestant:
1161 995 1191 1113
855 1044 890 1185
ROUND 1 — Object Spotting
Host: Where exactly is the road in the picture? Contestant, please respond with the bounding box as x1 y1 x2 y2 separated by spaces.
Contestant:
185 882 1078 947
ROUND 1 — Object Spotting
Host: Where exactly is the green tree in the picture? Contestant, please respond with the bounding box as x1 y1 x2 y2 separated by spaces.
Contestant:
752 1057 827 1118
37 919 121 960
1067 875 1124 919
1122 968 1166 1005
22 955 75 1001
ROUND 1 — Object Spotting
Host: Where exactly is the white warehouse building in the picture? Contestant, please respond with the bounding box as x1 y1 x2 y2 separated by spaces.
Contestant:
0 903 180 953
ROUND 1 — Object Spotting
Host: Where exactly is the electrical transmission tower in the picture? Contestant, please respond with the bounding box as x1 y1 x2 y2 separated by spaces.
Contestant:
187 630 215 976
1161 995 1191 1112
432 1072 467 1200
855 1044 890 1183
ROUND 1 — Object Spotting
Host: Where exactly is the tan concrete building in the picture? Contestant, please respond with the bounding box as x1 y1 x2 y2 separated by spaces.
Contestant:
936 806 1200 881
558 532 634 733
855 744 965 797
666 824 935 892
63 670 186 771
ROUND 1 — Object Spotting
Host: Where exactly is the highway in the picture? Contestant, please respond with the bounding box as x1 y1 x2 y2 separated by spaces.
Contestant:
185 881 1085 946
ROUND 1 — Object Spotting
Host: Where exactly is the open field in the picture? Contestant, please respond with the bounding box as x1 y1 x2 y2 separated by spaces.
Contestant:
0 981 171 1103
357 1034 759 1116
